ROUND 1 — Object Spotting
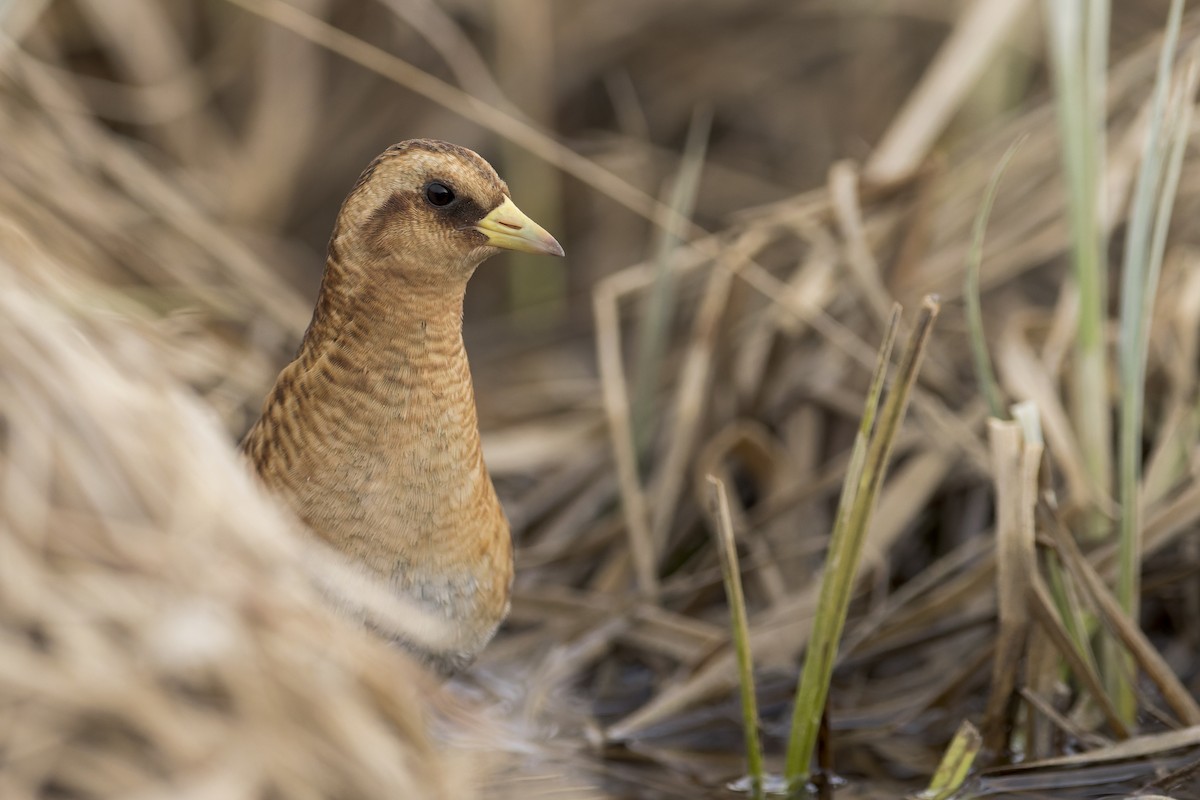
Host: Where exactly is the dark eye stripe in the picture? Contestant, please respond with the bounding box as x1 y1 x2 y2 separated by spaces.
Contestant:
444 197 487 231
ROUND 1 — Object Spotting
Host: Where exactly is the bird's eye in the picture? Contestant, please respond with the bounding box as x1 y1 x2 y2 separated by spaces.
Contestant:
425 182 455 207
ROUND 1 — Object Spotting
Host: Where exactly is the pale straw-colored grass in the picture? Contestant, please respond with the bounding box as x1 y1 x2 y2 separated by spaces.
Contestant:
0 229 470 799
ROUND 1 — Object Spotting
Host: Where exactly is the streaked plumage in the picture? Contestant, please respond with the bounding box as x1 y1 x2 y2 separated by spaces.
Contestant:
243 139 563 672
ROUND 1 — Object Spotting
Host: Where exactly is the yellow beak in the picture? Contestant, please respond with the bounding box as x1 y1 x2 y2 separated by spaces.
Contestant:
473 196 564 257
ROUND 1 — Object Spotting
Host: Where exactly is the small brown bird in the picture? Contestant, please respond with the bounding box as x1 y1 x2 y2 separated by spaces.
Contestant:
242 139 563 672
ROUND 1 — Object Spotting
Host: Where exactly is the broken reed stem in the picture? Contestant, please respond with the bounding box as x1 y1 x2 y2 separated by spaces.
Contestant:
784 299 943 793
982 418 1040 754
706 475 764 800
965 136 1023 420
925 720 982 800
1014 404 1100 682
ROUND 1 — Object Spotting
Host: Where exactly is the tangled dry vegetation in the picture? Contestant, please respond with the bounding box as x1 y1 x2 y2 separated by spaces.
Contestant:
0 231 472 797
2 1 1200 798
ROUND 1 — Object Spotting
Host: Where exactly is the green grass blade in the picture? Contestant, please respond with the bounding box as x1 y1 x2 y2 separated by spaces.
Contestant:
785 299 939 792
631 107 712 462
1115 0 1191 722
1043 0 1112 539
965 137 1024 421
706 475 765 799
782 306 898 791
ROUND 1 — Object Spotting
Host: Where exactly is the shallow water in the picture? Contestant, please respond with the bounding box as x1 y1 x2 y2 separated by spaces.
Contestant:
453 653 1200 800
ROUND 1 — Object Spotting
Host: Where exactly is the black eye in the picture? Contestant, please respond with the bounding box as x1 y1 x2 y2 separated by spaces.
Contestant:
425 182 455 207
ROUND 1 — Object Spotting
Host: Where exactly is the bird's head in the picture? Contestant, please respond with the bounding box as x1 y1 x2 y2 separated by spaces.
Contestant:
334 139 563 285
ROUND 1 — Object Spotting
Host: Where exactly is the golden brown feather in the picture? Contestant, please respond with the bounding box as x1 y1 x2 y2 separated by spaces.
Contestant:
242 139 563 672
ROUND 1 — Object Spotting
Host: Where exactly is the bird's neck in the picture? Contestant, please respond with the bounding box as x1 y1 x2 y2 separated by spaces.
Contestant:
301 257 483 466
247 251 499 552
304 245 473 370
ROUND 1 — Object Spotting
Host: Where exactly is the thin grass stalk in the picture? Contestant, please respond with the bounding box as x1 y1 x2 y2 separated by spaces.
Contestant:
1043 0 1112 539
1044 548 1101 677
632 107 712 462
1082 0 1111 532
594 280 658 597
706 475 764 800
783 303 915 792
1085 0 1109 233
1026 575 1131 738
965 137 1023 421
1115 0 1191 723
